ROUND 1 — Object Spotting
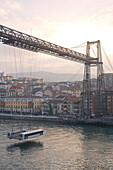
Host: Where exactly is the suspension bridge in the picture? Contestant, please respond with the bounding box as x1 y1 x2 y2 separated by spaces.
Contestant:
0 25 111 118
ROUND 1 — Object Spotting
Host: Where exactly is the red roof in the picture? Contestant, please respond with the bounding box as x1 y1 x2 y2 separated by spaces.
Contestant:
0 88 6 92
66 95 81 102
10 85 22 89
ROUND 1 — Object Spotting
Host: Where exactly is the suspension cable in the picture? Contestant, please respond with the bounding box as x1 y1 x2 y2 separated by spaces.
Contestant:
102 45 113 71
70 42 87 49
103 63 113 72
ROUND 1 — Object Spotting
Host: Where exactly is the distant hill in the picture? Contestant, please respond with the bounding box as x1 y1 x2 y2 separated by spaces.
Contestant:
9 71 83 82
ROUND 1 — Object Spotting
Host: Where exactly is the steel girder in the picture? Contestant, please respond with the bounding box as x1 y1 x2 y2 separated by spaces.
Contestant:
0 25 101 65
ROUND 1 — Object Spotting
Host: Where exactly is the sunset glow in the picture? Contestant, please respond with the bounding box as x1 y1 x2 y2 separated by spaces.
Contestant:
0 0 113 74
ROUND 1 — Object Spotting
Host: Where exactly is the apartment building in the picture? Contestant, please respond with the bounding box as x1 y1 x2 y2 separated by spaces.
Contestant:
0 96 44 114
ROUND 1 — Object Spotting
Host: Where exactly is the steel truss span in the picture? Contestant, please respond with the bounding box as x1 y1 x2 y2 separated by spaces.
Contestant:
0 25 100 65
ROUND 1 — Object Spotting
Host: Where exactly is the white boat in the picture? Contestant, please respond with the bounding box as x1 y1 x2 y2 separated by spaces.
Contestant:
7 129 43 141
19 129 43 140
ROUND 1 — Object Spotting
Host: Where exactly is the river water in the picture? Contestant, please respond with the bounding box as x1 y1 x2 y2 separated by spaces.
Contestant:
0 118 113 170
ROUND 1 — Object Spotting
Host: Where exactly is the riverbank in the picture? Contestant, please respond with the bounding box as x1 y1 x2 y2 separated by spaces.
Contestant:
1 113 113 126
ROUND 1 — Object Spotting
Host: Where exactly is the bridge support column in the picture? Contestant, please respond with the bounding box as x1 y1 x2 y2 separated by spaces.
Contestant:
82 42 91 118
82 40 105 118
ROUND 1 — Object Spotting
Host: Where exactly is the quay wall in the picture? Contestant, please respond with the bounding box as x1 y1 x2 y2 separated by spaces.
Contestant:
1 114 113 126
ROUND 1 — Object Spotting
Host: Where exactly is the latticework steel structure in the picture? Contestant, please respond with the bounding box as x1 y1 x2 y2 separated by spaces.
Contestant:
0 25 105 118
82 41 105 118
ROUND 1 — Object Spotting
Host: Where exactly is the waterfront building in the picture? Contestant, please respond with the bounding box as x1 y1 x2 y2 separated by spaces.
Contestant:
52 95 81 117
92 92 107 117
52 95 65 115
61 100 71 115
0 96 44 114
41 101 52 115
105 90 113 116
72 100 81 117
104 73 113 89
60 96 81 117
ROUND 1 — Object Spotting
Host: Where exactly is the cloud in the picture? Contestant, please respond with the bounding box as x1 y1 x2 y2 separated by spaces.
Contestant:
5 0 21 10
0 9 7 16
0 15 60 43
89 2 113 27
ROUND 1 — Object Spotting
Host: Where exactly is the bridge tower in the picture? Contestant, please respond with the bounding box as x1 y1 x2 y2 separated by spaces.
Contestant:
82 40 105 118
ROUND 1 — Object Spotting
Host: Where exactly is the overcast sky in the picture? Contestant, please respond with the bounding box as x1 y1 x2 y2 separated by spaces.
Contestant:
0 0 113 76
